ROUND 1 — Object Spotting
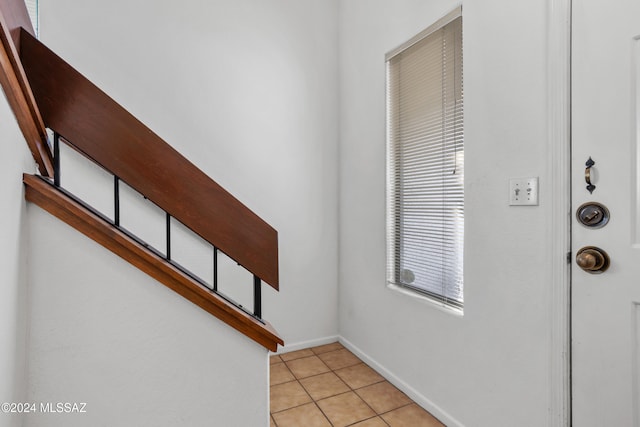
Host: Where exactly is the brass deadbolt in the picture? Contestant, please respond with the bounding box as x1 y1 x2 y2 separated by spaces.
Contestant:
576 202 610 228
576 246 610 274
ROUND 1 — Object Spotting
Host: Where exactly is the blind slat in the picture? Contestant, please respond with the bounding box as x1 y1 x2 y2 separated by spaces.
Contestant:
25 0 38 36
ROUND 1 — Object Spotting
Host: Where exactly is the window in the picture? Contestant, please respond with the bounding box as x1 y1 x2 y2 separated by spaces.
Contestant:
25 0 38 36
386 8 464 309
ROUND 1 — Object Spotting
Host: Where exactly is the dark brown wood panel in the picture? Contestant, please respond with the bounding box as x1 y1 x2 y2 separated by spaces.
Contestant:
20 29 279 288
0 2 52 177
24 174 283 351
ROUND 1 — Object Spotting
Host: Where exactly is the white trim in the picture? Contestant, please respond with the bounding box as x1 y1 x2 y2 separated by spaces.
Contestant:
386 283 464 317
633 303 640 427
632 36 640 248
271 335 339 355
340 336 465 427
547 0 572 425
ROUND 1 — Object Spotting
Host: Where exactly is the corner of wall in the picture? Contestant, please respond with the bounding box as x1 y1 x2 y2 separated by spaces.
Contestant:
0 92 35 427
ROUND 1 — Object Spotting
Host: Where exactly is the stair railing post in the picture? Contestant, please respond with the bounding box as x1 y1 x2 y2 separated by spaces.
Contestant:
253 275 262 318
213 247 218 292
114 176 120 226
166 213 171 260
53 132 60 187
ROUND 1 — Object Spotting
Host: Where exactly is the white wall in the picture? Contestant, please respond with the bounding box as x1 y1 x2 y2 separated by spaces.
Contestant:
339 1 552 426
38 0 340 348
22 0 559 425
23 0 339 425
25 209 268 427
0 90 34 427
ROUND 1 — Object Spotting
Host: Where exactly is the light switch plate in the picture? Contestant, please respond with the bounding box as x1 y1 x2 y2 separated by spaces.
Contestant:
509 177 539 206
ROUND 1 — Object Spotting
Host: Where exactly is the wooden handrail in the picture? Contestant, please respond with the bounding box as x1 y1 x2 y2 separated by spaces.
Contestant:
0 0 34 47
19 29 279 289
0 0 53 176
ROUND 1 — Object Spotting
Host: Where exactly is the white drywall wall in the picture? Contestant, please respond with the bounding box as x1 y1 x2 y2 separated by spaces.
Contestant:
38 0 339 348
0 89 34 427
21 1 562 425
338 1 552 425
25 209 269 427
23 0 340 425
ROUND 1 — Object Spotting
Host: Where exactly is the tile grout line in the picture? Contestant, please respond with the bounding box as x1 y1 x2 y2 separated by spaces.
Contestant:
311 396 334 426
272 343 419 426
271 345 344 424
332 363 392 426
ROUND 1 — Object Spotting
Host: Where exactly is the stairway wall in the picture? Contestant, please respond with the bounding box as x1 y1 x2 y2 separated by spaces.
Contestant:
18 0 340 425
25 208 269 427
0 89 33 427
38 0 340 349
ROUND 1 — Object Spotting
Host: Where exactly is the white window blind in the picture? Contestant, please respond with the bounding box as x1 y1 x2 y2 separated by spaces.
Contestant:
386 9 464 309
25 0 38 36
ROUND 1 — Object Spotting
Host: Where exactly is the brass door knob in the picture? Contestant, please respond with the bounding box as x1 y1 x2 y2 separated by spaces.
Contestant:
576 246 610 273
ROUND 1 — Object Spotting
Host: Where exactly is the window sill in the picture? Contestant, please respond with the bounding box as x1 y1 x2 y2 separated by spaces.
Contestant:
386 283 464 317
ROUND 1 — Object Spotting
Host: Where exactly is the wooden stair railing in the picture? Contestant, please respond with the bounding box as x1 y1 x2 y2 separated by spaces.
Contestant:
0 0 283 351
19 29 279 290
0 0 52 176
23 174 282 351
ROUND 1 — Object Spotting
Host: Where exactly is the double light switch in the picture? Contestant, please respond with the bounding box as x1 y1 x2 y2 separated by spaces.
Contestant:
509 177 539 206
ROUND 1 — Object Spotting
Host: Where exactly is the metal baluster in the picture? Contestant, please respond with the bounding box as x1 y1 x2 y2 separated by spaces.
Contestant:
53 132 60 186
253 275 262 318
213 247 218 292
114 176 120 227
166 213 171 260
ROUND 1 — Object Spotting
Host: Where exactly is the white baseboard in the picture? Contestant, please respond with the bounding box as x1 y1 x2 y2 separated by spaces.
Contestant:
339 336 465 427
272 335 339 355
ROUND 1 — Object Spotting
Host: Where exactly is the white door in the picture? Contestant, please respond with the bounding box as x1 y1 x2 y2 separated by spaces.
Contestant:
572 0 640 425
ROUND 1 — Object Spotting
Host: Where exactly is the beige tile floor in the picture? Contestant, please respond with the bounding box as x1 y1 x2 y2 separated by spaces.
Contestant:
270 342 445 427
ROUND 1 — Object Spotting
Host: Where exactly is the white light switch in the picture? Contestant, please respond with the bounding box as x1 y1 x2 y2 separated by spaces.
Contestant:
509 177 539 206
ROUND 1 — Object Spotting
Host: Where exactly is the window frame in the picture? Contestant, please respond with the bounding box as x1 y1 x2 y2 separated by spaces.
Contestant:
385 6 464 311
